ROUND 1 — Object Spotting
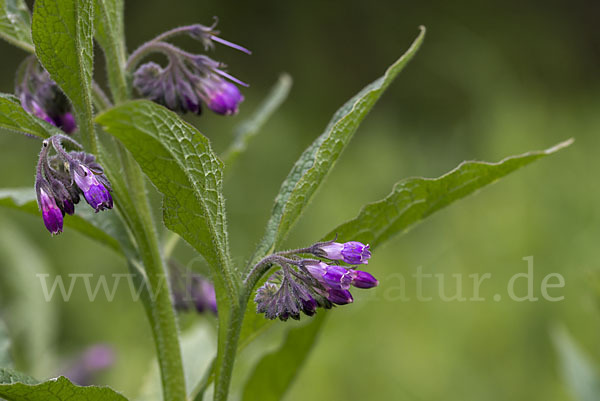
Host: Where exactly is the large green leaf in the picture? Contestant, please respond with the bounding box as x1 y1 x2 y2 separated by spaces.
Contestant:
552 326 600 401
96 101 233 293
94 0 129 103
241 314 326 401
326 139 573 244
0 94 60 139
249 27 425 267
0 0 33 52
0 374 128 401
0 188 123 254
32 0 95 142
0 319 11 368
222 73 293 174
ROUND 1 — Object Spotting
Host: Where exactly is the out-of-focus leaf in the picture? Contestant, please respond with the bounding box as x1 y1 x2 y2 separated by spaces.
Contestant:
222 74 293 173
0 374 128 400
241 314 326 401
94 0 129 103
0 319 11 368
327 139 573 244
552 326 600 401
0 188 123 254
249 27 425 267
0 221 56 377
32 0 95 142
0 94 60 139
136 322 216 401
0 0 33 52
0 368 36 385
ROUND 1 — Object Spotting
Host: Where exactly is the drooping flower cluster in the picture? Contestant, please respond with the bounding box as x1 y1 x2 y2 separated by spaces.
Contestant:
132 21 250 116
35 135 113 234
16 56 76 134
169 260 218 315
254 240 378 321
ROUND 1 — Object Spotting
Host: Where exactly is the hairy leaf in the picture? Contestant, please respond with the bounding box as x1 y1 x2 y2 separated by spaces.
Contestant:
32 0 94 142
242 314 326 401
327 139 573 244
0 188 123 254
250 27 425 266
0 0 33 52
96 101 233 292
0 94 60 139
222 73 293 173
0 374 128 401
552 326 600 401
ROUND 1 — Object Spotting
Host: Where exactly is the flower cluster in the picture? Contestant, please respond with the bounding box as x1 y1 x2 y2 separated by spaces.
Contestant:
169 260 218 315
35 135 113 234
16 57 76 134
132 21 250 116
254 240 378 321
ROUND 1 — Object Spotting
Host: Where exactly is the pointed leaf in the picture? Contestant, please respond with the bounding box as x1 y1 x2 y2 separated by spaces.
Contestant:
250 27 425 266
96 100 235 295
0 374 128 401
0 0 33 52
32 0 95 142
327 139 573 245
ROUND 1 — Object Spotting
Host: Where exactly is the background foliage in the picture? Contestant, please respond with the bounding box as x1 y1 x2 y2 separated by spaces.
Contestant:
0 0 598 400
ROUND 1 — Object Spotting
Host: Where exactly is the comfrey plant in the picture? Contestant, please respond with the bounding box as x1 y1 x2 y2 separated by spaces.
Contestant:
0 1 572 401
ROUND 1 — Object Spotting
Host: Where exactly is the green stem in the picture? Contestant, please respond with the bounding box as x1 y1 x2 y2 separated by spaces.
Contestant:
116 146 187 401
214 300 244 401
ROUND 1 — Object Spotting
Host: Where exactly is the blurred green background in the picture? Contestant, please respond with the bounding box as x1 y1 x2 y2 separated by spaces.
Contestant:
1 0 599 400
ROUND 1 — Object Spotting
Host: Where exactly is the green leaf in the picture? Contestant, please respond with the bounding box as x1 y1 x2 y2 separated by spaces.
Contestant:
327 139 574 245
222 73 293 174
96 101 234 295
0 368 36 385
250 26 425 267
552 326 600 401
242 314 327 401
0 319 12 368
32 0 95 146
0 93 60 139
0 0 33 52
95 0 129 103
0 374 128 401
0 188 123 254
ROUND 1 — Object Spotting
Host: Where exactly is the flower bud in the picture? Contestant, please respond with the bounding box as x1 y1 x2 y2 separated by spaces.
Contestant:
37 185 63 235
351 270 379 289
314 241 371 265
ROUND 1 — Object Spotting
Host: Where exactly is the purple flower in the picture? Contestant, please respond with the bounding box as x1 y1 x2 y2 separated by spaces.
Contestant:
327 289 354 305
72 164 113 212
62 344 115 386
313 241 371 265
36 185 63 235
304 261 353 290
132 21 248 116
351 270 379 288
16 57 77 134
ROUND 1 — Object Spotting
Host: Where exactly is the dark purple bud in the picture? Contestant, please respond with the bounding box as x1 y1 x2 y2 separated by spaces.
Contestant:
72 164 113 212
56 112 77 134
62 198 75 215
37 186 63 235
315 241 371 265
351 270 379 289
327 289 353 305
